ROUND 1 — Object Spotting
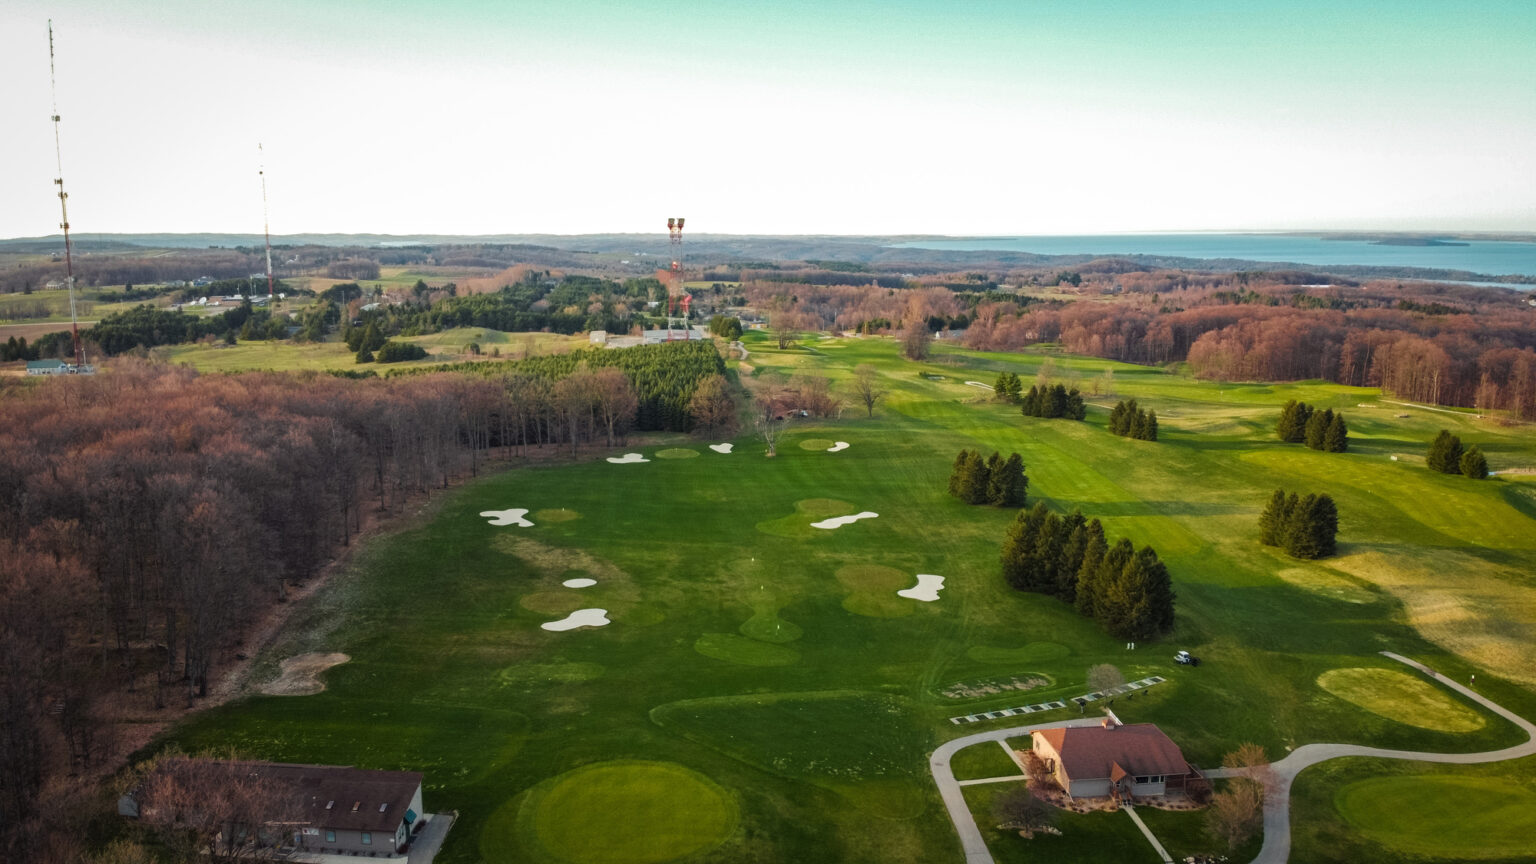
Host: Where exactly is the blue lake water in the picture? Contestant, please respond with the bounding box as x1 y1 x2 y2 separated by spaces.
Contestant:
890 234 1536 278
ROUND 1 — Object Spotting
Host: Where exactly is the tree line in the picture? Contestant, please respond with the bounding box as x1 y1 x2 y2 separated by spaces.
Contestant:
947 450 1029 507
1275 400 1348 452
1002 503 1176 640
1108 399 1158 441
1020 384 1086 420
1258 490 1339 559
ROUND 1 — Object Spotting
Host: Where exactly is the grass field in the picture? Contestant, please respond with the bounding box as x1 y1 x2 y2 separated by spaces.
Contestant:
158 331 1536 863
159 330 583 372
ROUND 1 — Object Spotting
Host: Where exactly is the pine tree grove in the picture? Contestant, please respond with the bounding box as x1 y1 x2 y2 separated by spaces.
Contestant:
1109 399 1158 441
1258 488 1339 559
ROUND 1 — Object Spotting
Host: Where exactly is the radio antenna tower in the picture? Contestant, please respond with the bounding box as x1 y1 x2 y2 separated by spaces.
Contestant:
666 217 687 340
259 143 274 301
48 21 86 369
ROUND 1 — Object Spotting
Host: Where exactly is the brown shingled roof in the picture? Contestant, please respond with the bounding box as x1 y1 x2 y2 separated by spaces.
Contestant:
1037 724 1190 781
144 760 422 833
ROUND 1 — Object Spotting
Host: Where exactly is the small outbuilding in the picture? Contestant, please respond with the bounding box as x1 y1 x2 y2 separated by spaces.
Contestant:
26 359 69 376
1031 719 1201 799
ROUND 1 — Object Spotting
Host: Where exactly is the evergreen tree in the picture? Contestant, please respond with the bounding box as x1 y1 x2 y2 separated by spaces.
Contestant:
1143 410 1158 441
1258 489 1289 546
1047 384 1068 418
1276 400 1300 441
997 452 1028 507
1281 493 1337 559
1109 400 1129 436
1004 372 1023 403
1033 511 1064 594
1090 539 1137 632
994 371 1013 401
959 450 991 504
1021 385 1041 417
1066 388 1086 420
1055 511 1088 602
1460 445 1489 479
1135 546 1177 637
1002 503 1050 591
1304 407 1331 450
1324 412 1348 453
1426 429 1464 473
983 451 1005 504
1130 410 1148 440
1073 525 1108 619
948 449 968 497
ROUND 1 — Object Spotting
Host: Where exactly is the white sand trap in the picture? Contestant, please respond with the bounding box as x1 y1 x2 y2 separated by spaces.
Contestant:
542 608 611 631
964 381 994 390
606 453 649 464
562 578 597 588
709 443 734 454
480 508 534 527
898 574 945 602
260 652 350 696
811 511 878 530
827 441 850 452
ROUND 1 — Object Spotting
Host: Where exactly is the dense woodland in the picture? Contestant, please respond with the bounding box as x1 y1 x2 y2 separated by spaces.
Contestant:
0 341 726 862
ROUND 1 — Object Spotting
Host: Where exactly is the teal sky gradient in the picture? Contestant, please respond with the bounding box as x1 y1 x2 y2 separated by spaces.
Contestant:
2 0 1532 235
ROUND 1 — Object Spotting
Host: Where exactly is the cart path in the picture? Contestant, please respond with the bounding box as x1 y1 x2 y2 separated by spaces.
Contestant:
929 651 1536 864
1249 651 1536 864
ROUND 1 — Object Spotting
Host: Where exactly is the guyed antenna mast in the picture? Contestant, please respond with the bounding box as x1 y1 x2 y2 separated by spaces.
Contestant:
48 20 85 368
259 143 274 301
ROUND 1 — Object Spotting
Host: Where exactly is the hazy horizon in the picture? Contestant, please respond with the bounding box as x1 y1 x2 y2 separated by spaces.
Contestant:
3 1 1533 238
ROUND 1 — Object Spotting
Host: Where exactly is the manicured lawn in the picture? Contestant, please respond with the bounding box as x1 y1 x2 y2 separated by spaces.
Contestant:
1292 756 1536 862
160 332 1536 863
947 742 1023 781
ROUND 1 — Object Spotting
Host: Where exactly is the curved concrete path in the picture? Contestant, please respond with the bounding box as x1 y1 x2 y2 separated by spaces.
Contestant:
930 651 1536 864
930 717 1102 863
1248 651 1536 864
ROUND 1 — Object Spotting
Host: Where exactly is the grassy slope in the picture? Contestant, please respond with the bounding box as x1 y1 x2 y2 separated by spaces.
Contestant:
161 331 1536 863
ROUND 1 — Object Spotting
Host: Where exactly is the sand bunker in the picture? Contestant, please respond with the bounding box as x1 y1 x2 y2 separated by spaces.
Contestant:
563 578 597 588
964 381 994 389
897 573 945 602
827 441 850 452
542 608 611 631
260 652 350 696
811 511 878 530
606 453 649 464
709 443 734 454
481 508 534 527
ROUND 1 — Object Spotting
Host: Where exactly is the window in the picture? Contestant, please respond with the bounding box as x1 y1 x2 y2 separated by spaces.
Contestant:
325 830 336 843
362 832 372 845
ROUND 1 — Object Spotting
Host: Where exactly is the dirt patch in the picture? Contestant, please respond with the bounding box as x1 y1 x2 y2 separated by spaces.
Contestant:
259 652 350 696
941 674 1050 700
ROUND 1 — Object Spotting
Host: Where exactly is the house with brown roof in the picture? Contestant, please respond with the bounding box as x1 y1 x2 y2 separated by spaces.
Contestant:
1031 718 1201 799
120 760 427 858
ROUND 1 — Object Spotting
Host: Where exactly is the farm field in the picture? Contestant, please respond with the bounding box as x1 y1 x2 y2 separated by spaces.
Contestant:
160 331 1536 863
159 329 583 372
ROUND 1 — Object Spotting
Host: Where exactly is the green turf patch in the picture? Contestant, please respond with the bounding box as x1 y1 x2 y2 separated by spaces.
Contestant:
755 498 856 538
798 438 836 451
947 742 1024 781
533 508 582 523
966 642 1071 665
693 633 800 666
499 760 738 864
836 564 917 618
1335 775 1536 859
1274 566 1377 605
498 661 605 687
654 448 700 459
1317 668 1485 732
520 591 588 616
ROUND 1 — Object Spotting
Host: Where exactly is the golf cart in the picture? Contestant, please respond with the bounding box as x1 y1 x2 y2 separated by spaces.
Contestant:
1174 650 1200 666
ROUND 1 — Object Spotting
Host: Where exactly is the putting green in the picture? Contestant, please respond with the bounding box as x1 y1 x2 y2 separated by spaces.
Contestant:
836 565 916 618
654 448 700 459
498 661 605 687
1317 668 1485 732
1335 775 1536 859
798 438 836 450
532 508 582 523
504 760 738 864
694 632 800 666
755 498 856 538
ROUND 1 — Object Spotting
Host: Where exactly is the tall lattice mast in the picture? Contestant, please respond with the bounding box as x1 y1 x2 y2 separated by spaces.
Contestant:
48 21 85 368
667 217 686 339
259 143 274 301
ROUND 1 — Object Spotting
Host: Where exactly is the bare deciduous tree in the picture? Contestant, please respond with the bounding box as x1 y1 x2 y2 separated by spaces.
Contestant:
992 785 1056 837
688 374 737 437
1087 663 1125 695
901 326 932 361
849 364 886 418
1205 742 1274 851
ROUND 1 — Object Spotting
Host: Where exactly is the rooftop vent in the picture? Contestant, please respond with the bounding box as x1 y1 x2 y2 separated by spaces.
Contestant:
351 801 360 812
379 803 388 813
325 801 334 810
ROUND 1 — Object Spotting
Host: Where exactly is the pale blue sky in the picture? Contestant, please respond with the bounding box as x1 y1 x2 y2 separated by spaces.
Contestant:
2 0 1532 236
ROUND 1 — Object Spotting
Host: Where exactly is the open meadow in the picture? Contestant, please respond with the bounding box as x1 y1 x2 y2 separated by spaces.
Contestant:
159 331 1536 863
